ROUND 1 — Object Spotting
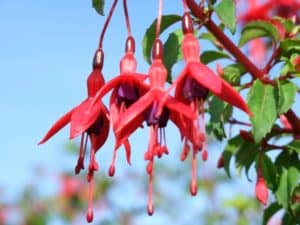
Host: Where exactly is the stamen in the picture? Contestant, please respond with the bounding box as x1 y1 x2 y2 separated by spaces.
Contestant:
190 152 198 196
86 179 94 223
181 139 190 161
87 136 99 182
147 161 154 216
75 133 88 174
202 149 208 161
109 146 118 176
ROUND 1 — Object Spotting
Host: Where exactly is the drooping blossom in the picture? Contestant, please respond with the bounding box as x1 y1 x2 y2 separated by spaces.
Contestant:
168 12 251 195
38 49 110 223
82 36 150 176
239 0 300 23
114 39 197 215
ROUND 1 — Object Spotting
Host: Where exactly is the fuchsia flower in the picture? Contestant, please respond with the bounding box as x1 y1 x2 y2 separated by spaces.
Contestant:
239 0 300 23
238 0 297 65
114 39 196 215
38 49 110 223
168 13 251 195
80 36 150 176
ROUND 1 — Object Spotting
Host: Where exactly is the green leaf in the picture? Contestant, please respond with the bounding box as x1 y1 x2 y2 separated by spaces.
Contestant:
282 212 297 225
280 39 300 57
207 96 232 141
163 29 184 82
92 0 105 16
287 140 300 154
247 80 277 143
239 21 279 47
275 167 300 210
142 15 182 64
215 0 236 34
235 140 258 179
275 151 300 173
277 80 297 114
222 136 244 177
259 154 277 191
262 202 282 225
200 50 230 64
222 64 245 85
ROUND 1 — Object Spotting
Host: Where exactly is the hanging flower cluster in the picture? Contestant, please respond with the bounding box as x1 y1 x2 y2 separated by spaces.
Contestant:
39 0 252 222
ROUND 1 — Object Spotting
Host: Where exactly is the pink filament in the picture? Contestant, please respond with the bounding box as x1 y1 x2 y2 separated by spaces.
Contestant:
190 153 198 196
86 179 94 223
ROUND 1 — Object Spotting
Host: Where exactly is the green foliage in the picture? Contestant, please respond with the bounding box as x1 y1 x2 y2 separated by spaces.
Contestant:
207 96 232 141
248 80 277 143
92 0 105 16
280 39 300 57
262 202 281 225
200 50 230 64
258 154 277 191
239 21 279 47
215 0 236 34
275 167 300 210
142 15 182 64
163 29 184 82
222 135 258 178
222 64 245 85
276 80 297 115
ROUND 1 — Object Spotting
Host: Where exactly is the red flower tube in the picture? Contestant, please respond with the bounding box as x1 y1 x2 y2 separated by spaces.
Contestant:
38 49 110 222
114 39 196 215
167 12 251 195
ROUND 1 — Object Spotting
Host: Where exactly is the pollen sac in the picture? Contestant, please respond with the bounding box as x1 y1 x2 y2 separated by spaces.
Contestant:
117 83 140 107
145 103 170 128
182 76 209 102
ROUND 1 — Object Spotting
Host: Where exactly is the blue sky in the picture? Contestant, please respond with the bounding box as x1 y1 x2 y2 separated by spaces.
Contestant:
0 0 185 199
1 1 298 224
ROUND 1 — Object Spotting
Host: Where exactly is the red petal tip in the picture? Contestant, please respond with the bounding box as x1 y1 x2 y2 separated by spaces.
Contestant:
202 150 208 161
108 165 115 177
86 208 94 223
147 203 154 216
190 182 198 196
217 156 224 169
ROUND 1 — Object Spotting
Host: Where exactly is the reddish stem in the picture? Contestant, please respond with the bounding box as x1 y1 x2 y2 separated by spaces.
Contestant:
155 0 163 39
123 0 132 36
98 0 118 49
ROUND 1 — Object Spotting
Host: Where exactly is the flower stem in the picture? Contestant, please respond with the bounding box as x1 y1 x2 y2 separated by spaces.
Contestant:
98 0 118 49
123 0 132 36
155 0 163 39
